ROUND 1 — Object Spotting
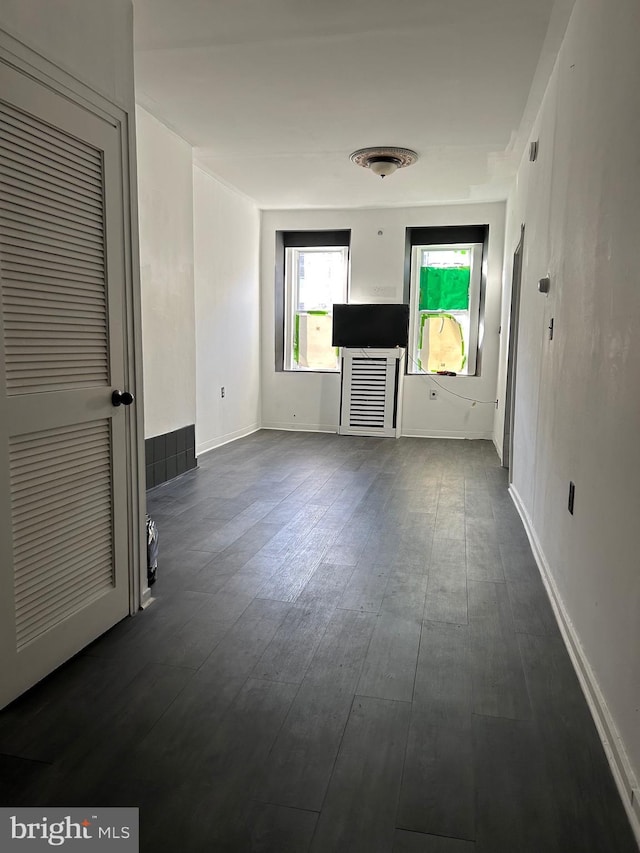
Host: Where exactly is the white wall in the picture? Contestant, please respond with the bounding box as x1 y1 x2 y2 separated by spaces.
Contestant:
496 0 640 824
136 106 196 438
261 204 504 437
0 0 134 111
135 112 261 451
193 168 261 455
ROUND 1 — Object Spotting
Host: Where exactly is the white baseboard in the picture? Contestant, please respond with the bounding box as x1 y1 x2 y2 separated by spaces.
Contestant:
260 424 495 441
509 485 640 846
261 421 338 434
493 430 504 463
196 423 260 457
401 428 494 440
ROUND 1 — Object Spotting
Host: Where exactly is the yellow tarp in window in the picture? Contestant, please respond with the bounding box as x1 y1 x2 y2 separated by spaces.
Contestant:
419 314 465 373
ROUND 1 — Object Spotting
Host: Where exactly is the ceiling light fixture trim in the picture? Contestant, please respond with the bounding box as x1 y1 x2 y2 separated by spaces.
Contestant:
350 146 419 178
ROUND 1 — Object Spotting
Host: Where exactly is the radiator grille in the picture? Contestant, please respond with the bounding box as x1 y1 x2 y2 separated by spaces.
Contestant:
348 358 388 428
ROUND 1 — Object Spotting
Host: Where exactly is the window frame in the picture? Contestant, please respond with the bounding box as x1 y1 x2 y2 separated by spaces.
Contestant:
283 244 350 372
275 230 351 373
408 242 483 376
404 225 489 377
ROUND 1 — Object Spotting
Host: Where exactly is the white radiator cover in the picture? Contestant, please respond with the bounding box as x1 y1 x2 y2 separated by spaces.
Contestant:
338 348 405 438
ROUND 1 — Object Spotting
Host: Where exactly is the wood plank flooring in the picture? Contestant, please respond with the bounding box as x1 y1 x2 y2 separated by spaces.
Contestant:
1 430 637 852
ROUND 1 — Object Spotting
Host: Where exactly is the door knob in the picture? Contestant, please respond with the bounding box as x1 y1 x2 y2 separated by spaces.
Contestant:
112 389 134 407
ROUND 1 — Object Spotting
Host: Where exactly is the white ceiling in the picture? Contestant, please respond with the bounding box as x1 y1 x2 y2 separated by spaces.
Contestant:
132 0 572 209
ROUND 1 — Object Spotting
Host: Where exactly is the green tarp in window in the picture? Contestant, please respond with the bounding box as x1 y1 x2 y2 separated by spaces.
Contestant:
419 266 470 311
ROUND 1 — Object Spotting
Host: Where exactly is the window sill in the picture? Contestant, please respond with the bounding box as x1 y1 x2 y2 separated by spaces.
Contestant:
283 368 341 374
406 371 478 378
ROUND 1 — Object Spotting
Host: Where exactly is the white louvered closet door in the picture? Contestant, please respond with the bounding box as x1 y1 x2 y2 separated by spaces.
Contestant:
0 63 131 707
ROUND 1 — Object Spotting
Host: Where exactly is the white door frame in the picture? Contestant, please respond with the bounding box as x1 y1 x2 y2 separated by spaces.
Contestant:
0 28 148 614
502 224 525 481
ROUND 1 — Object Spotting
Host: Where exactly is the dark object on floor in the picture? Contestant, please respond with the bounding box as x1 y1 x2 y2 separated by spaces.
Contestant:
146 514 159 585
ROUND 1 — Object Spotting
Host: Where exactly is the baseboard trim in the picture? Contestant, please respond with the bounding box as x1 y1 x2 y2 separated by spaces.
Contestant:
197 423 260 457
509 484 640 845
401 428 494 440
493 430 504 463
259 424 495 440
261 422 338 434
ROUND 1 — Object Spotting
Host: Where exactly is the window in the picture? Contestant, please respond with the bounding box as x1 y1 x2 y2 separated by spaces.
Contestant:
276 231 350 372
405 226 487 376
284 245 348 371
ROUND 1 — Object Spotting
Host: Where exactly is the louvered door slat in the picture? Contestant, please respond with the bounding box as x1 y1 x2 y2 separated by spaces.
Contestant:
1 260 104 285
1 245 105 274
0 173 104 219
15 511 112 567
11 473 111 516
16 567 114 650
9 420 114 650
0 211 104 249
4 281 107 306
2 230 106 262
0 153 104 206
0 100 109 397
17 542 109 612
5 313 106 327
15 543 113 600
14 536 112 596
5 331 102 344
10 362 106 378
12 459 110 497
10 433 110 475
13 493 110 546
4 300 106 321
0 144 104 200
12 418 111 444
2 193 104 235
12 468 109 513
10 344 107 357
10 424 110 488
0 103 102 167
16 559 114 623
15 451 109 496
0 124 103 182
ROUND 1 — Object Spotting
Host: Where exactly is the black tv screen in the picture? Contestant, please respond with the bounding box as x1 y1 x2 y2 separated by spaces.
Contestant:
332 303 409 348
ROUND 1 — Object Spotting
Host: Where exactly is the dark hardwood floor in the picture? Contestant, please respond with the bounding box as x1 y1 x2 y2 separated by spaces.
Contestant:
1 430 637 852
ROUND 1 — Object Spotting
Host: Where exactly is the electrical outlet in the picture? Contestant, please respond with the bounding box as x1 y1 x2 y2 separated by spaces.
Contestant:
568 481 575 515
429 389 437 400
221 386 225 398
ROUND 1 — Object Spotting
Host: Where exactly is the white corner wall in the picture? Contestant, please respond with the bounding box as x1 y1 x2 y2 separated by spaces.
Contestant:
0 0 134 111
193 168 260 455
136 106 196 439
496 0 640 831
261 204 504 437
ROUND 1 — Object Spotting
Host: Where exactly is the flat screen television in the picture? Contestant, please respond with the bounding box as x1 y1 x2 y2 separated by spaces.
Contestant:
332 303 409 348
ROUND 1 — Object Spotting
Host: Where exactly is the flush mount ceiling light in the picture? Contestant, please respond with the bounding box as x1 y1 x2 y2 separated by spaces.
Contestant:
350 146 419 178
